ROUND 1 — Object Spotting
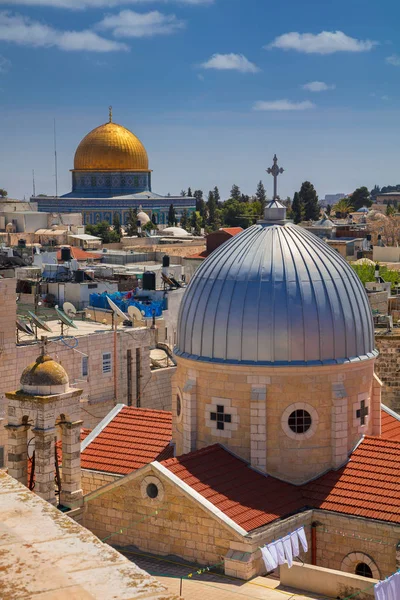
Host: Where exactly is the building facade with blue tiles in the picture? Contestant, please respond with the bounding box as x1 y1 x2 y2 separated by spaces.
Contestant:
34 110 196 226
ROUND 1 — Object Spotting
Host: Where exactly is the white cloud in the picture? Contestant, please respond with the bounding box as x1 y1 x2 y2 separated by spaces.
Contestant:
386 54 400 66
0 11 128 50
201 53 260 73
253 99 316 111
0 54 10 72
302 81 335 92
97 9 184 37
0 0 213 8
268 31 376 55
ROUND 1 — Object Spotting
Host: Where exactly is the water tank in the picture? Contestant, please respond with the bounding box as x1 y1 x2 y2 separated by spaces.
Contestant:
18 239 26 248
143 271 156 290
162 255 170 268
61 247 71 262
75 270 85 283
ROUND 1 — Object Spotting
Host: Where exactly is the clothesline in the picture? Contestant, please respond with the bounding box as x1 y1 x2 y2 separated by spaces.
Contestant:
374 569 400 599
260 526 308 572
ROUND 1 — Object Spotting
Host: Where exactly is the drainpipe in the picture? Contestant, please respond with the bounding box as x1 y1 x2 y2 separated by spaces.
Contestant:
311 521 318 565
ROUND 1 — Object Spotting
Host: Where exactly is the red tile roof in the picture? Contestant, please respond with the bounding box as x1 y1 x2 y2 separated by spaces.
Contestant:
381 407 400 441
185 250 209 260
162 445 302 532
162 437 400 532
57 247 101 262
81 407 173 475
220 227 243 236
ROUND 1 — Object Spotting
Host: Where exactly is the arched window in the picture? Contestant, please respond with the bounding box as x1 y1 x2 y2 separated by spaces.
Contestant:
355 563 373 578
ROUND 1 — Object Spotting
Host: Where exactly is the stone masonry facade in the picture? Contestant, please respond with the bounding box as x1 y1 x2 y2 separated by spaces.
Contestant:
375 332 400 412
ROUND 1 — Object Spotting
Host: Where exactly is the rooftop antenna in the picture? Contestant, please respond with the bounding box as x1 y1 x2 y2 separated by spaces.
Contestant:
32 169 36 197
53 118 58 198
109 105 112 123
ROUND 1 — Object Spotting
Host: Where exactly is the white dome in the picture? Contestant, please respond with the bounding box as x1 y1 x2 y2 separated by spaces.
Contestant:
176 222 376 366
137 211 150 225
163 226 189 237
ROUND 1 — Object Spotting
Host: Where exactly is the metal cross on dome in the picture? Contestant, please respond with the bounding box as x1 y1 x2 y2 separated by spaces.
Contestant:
267 154 284 200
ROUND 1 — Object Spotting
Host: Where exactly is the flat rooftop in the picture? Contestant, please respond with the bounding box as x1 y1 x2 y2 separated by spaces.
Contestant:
0 471 178 600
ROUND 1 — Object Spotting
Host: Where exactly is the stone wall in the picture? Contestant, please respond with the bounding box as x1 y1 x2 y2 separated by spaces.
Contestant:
83 465 238 567
366 291 388 315
173 356 379 484
81 469 120 495
142 367 175 411
314 510 398 580
375 332 400 412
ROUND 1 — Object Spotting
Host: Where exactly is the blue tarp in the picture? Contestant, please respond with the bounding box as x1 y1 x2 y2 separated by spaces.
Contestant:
89 291 165 317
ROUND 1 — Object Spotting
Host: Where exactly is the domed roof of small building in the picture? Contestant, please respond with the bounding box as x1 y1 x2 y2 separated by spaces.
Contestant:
163 226 190 237
137 210 150 225
313 214 334 228
176 222 376 365
20 354 69 395
357 206 370 213
74 114 149 172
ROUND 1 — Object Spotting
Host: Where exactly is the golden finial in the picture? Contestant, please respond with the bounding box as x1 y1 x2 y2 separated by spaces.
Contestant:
108 105 112 123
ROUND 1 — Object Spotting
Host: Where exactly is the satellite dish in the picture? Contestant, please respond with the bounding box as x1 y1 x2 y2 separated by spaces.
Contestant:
63 302 77 317
55 306 78 330
107 297 131 322
128 305 144 322
16 319 34 336
28 311 52 333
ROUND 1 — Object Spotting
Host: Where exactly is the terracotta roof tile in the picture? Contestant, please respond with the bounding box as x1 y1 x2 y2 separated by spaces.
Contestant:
57 247 101 262
162 437 400 532
381 406 400 441
219 227 243 236
81 407 172 475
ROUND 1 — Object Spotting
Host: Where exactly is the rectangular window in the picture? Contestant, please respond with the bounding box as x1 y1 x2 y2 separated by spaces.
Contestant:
102 352 112 374
82 356 88 378
0 446 4 468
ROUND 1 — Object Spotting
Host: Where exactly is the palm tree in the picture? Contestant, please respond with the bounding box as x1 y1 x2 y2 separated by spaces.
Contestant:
333 198 354 217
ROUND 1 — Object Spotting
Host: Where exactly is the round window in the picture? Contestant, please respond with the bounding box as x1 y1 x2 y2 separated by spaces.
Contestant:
177 394 181 417
288 409 312 434
355 563 373 579
146 483 159 499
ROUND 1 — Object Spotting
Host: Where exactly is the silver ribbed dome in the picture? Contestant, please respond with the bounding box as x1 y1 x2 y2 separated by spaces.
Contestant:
176 223 376 365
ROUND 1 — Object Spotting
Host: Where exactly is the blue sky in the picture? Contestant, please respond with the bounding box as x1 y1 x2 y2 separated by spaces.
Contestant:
1 0 400 200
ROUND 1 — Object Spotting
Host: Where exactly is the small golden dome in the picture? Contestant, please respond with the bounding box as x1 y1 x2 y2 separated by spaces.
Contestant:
20 354 69 395
74 120 149 172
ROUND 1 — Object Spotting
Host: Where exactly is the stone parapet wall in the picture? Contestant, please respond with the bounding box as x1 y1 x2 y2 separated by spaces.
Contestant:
375 333 400 412
81 469 120 495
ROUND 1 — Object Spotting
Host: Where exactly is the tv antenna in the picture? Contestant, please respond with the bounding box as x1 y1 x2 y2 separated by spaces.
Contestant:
32 169 36 197
53 118 58 198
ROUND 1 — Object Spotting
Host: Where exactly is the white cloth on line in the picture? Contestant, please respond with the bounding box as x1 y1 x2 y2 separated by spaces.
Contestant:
394 572 400 596
297 526 308 553
275 540 286 566
388 574 398 600
268 542 278 567
282 535 293 568
290 531 300 558
261 546 277 572
374 580 385 600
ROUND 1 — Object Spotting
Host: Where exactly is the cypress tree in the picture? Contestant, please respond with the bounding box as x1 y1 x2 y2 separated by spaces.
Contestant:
291 192 303 224
299 181 319 221
168 204 177 226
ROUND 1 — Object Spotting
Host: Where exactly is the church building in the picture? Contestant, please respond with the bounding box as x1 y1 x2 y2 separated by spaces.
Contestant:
34 108 196 226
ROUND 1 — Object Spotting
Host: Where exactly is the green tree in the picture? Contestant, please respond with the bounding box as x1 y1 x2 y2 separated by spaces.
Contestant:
213 186 221 205
370 184 380 202
230 184 241 201
180 208 189 230
326 204 332 216
180 189 187 197
190 211 202 235
187 187 192 197
112 213 122 239
0 189 7 198
291 192 304 224
256 180 267 211
193 189 203 205
86 221 120 243
332 198 354 217
142 221 154 232
168 204 177 226
299 181 320 221
151 213 157 226
351 186 372 211
125 208 138 237
386 203 396 217
207 191 219 231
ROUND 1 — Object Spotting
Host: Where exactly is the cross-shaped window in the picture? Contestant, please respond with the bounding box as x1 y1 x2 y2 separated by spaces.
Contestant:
356 400 369 426
210 405 232 430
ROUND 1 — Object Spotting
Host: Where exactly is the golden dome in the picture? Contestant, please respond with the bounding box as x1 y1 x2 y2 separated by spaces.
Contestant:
73 114 149 172
20 354 69 395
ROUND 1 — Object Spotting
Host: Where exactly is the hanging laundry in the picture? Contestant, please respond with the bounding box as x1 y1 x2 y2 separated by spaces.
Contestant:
275 540 286 566
290 530 300 558
374 571 400 600
268 542 278 567
297 526 308 553
261 546 277 572
282 535 293 568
